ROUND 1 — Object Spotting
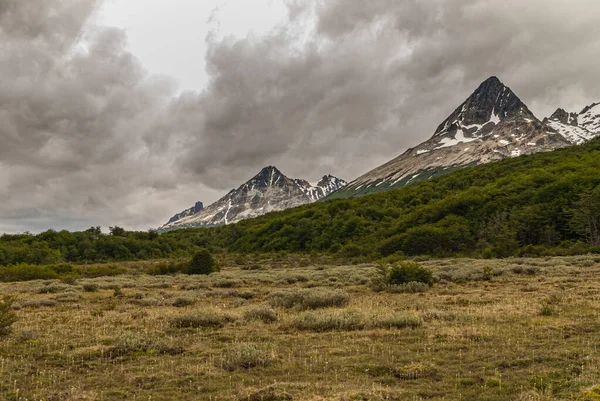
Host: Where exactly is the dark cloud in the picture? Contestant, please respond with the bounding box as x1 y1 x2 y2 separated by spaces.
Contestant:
1 0 599 233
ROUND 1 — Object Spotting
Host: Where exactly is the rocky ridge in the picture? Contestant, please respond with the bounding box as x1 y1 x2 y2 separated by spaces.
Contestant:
160 167 346 230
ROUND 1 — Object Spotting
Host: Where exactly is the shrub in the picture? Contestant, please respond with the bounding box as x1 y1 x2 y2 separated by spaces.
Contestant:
105 333 184 358
82 283 99 292
148 260 187 275
243 306 278 323
75 265 126 278
386 282 431 294
387 262 433 285
0 295 17 336
172 297 195 308
371 313 423 329
169 310 236 329
219 343 276 371
268 289 350 310
187 249 220 275
372 262 433 292
0 264 59 282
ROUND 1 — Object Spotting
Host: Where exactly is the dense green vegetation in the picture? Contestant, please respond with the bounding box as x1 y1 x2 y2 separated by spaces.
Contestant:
2 139 600 265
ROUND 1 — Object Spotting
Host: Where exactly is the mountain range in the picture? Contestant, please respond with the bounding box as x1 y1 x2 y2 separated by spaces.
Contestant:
160 167 346 230
162 76 599 230
330 77 600 198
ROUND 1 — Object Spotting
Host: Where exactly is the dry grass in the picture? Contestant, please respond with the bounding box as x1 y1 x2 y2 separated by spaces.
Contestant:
0 255 600 400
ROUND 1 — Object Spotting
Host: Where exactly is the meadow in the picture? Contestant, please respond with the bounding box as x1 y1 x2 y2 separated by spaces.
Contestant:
1 255 600 401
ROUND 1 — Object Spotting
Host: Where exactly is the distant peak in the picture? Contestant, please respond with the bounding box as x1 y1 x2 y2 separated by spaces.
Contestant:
433 77 532 137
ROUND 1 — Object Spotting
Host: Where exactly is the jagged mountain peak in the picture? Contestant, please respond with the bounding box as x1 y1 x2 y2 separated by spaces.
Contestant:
548 108 578 126
545 102 600 145
332 77 573 199
160 167 347 230
433 76 534 138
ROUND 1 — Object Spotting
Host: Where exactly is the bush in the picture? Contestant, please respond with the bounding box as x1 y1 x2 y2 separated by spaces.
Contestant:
0 264 59 282
75 265 126 278
82 283 99 292
268 289 350 310
243 306 278 323
371 313 423 329
0 295 17 336
374 262 433 286
187 249 220 275
219 343 276 371
148 260 187 275
169 310 236 329
172 297 195 307
387 262 434 285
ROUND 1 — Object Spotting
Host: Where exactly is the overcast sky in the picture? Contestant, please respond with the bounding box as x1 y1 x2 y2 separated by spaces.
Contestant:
1 0 599 234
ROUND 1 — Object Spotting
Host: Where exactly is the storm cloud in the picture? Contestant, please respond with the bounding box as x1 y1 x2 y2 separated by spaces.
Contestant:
1 0 599 232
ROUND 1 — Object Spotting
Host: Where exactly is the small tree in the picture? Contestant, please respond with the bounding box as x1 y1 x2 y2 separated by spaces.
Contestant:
187 249 220 275
0 295 17 337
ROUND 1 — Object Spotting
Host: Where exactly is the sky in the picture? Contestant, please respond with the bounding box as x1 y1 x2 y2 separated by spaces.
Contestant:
1 0 599 234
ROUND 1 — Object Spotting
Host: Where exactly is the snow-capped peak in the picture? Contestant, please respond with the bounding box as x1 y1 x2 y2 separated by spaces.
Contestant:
545 102 600 145
160 167 347 230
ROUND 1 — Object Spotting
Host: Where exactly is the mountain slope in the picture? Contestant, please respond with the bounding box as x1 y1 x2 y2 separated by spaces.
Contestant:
162 137 600 258
330 77 572 199
160 167 346 230
544 103 600 144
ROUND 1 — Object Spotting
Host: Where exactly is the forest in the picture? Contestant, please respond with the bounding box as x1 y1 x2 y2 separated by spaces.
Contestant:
2 138 600 266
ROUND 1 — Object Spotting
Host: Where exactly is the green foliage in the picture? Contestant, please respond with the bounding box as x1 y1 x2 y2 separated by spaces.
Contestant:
0 295 17 336
0 264 60 282
3 138 600 263
386 262 434 286
187 249 219 275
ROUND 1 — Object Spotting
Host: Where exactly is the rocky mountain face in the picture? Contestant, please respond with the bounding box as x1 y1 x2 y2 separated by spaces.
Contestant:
165 201 204 225
160 167 346 230
544 103 600 144
331 77 598 198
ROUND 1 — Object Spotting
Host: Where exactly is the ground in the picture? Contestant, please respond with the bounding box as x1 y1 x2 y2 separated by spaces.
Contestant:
1 255 600 401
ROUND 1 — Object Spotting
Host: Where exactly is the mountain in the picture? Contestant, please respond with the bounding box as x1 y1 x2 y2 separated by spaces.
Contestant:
160 167 347 230
330 76 579 198
157 137 600 258
165 201 204 225
544 103 600 144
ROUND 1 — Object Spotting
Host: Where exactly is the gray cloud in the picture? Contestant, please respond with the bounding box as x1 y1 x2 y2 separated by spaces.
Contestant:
1 0 599 233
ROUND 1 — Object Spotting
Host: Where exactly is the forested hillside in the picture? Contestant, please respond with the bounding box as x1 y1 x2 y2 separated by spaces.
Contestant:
3 138 600 265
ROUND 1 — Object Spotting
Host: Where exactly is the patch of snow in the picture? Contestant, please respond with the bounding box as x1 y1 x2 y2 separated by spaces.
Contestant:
490 111 500 125
527 142 537 146
511 149 521 157
499 140 510 145
223 200 232 225
416 149 430 155
434 129 477 149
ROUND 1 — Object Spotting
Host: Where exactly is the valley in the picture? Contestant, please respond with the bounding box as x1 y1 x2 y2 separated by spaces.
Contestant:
1 255 600 400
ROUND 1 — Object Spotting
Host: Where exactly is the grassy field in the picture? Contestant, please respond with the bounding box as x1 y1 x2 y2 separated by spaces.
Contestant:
1 255 600 400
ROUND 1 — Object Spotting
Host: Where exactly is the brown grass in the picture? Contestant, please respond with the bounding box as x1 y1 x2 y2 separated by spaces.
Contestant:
0 255 599 400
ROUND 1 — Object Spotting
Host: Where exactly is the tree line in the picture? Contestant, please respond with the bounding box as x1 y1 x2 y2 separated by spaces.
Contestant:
3 138 600 265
